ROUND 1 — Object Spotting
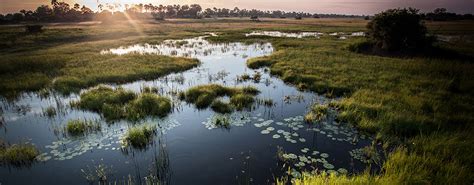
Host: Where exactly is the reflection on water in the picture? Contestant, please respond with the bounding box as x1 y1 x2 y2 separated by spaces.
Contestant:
0 34 378 185
245 31 323 38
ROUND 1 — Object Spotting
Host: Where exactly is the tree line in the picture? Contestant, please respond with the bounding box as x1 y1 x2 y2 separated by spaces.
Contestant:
0 1 472 24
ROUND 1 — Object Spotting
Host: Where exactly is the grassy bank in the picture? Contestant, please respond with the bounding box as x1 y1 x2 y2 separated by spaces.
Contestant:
207 22 474 183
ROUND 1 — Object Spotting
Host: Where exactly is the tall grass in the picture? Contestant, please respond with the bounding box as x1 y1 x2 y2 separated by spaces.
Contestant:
0 142 39 167
122 124 157 148
182 84 259 111
73 85 172 121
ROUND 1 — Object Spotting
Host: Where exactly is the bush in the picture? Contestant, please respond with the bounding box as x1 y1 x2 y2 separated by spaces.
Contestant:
367 8 433 51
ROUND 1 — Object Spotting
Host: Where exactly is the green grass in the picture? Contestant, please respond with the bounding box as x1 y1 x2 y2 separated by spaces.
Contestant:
122 124 157 148
66 119 102 136
304 104 329 123
206 21 474 184
182 84 259 111
126 93 172 121
0 24 200 99
210 100 234 114
0 19 473 183
43 106 57 118
73 85 172 121
0 143 39 167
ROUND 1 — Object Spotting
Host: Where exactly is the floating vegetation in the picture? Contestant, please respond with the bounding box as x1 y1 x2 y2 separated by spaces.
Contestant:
0 142 39 167
65 119 102 136
349 146 381 164
182 84 259 111
122 124 157 149
203 113 252 130
73 85 172 121
207 114 231 129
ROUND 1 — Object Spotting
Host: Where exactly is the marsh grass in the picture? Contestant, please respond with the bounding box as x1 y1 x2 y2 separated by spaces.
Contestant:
182 84 259 111
0 142 39 167
304 104 329 124
66 119 102 136
210 24 474 183
73 86 172 121
123 124 157 148
210 114 231 129
210 100 234 114
43 106 57 118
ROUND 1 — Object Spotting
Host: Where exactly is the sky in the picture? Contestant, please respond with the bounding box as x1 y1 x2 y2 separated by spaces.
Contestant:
1 0 473 15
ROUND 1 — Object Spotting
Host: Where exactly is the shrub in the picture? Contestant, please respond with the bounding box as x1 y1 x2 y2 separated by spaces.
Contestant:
367 8 433 51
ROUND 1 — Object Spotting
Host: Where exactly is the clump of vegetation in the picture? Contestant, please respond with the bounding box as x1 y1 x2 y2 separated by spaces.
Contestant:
247 56 274 69
0 142 39 167
230 94 255 110
141 86 159 94
257 98 274 107
75 85 136 112
304 104 329 123
73 85 172 121
238 72 263 83
210 114 231 129
122 125 157 148
349 8 435 54
210 100 234 114
43 106 57 118
127 94 172 121
182 84 259 112
66 119 101 136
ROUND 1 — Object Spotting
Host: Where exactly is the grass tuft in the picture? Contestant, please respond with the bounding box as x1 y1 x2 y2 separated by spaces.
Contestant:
66 119 101 136
122 124 157 148
0 143 39 167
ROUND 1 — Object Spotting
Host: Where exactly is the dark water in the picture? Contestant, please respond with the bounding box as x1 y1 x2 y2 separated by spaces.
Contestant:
0 34 375 185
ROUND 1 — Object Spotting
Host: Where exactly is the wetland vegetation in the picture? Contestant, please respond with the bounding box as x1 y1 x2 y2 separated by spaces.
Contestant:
0 2 473 184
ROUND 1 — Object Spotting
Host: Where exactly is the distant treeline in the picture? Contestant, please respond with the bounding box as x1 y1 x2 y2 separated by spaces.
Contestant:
0 2 472 24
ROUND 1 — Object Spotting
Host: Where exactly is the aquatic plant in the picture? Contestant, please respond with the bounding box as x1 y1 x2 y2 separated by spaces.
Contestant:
126 93 172 121
66 119 101 136
210 114 231 128
75 85 136 112
0 143 39 167
247 56 274 69
304 104 329 124
74 86 172 121
257 98 274 107
230 93 255 110
43 106 57 117
122 125 157 148
210 100 234 114
182 84 259 111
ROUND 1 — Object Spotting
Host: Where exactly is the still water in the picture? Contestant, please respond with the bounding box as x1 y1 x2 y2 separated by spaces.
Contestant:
0 34 375 185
